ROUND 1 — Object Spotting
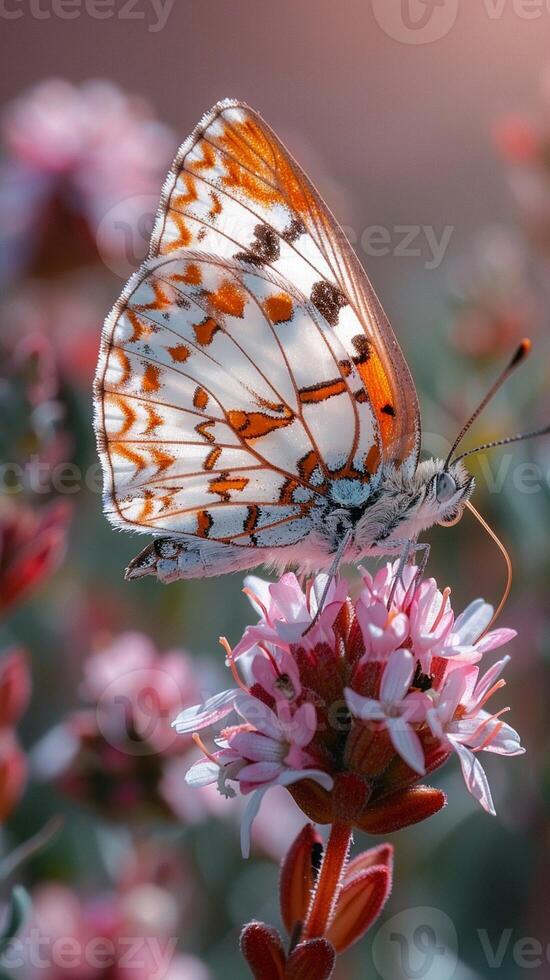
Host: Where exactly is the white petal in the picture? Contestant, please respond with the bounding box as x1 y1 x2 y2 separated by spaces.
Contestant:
240 789 266 858
453 599 493 645
277 768 334 792
386 716 425 775
451 738 495 814
344 688 385 722
243 575 273 614
239 768 334 859
184 760 220 788
236 694 281 739
470 657 510 711
172 689 238 733
380 649 415 704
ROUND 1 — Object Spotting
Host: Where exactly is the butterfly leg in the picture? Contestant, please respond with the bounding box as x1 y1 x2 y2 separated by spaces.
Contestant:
378 539 431 609
304 528 353 634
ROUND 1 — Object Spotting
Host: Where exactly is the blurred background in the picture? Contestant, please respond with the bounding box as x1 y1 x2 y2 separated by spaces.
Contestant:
1 3 550 978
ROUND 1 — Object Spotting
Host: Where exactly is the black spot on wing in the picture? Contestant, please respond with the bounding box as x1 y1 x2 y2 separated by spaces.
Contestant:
235 223 281 266
282 216 306 243
310 280 348 327
351 334 371 364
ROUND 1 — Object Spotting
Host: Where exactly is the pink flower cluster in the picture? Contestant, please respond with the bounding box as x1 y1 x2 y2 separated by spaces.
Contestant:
176 564 523 856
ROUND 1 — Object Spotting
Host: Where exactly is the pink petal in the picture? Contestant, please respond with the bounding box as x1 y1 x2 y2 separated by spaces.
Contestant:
238 761 283 784
285 702 316 747
230 731 282 763
476 628 517 655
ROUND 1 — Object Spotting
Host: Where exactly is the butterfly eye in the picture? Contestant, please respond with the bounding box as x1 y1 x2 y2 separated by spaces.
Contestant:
435 472 457 504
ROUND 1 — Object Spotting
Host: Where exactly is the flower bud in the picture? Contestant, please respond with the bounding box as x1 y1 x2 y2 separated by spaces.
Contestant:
240 921 286 980
279 824 323 935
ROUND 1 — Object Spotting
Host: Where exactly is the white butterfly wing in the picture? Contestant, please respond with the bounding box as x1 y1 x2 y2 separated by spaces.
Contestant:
95 251 377 554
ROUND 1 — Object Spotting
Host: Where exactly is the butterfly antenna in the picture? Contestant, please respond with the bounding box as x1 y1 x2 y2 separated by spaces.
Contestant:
465 500 512 635
444 339 532 470
452 422 550 465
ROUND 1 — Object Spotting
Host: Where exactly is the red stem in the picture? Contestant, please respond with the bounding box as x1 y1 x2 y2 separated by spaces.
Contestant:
302 823 352 940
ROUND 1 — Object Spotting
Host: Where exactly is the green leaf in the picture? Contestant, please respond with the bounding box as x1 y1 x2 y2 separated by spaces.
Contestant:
0 886 31 953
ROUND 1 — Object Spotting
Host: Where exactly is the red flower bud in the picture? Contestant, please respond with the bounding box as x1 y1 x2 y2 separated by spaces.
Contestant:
356 786 446 834
240 921 286 980
0 501 71 616
280 824 323 935
0 650 31 727
0 731 27 822
327 845 393 953
285 938 335 979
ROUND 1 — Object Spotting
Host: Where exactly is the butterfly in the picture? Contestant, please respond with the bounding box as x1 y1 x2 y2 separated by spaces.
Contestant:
94 98 535 586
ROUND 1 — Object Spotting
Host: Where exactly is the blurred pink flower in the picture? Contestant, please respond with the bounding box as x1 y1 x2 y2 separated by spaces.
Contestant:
1 79 175 279
176 562 522 856
22 863 210 980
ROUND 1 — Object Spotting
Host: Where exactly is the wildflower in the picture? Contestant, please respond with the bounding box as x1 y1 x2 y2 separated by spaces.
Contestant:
176 562 522 856
1 79 175 281
425 656 524 813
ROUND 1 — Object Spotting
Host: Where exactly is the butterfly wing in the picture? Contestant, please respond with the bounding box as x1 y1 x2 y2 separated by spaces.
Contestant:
95 251 379 571
150 98 421 471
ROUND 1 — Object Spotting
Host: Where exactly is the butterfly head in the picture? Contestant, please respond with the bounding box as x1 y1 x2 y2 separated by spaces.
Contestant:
416 457 476 528
356 457 475 553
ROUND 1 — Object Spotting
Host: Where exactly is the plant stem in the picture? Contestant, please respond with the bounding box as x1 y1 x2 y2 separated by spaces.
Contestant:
302 823 352 940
